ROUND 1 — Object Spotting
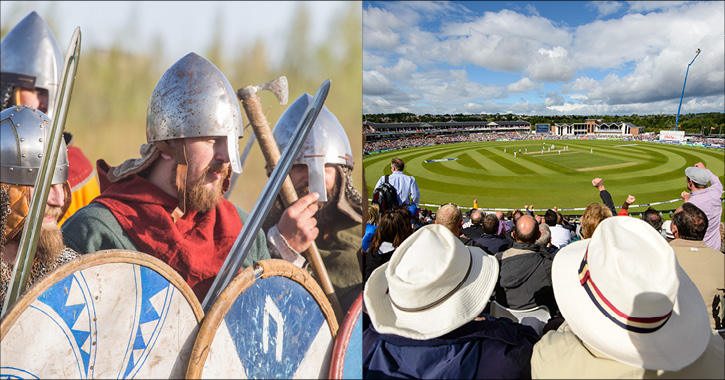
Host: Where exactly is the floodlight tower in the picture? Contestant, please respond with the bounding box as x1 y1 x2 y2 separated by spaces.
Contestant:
674 48 701 131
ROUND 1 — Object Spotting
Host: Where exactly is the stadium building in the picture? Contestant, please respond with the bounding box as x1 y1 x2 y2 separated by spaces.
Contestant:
551 119 643 136
363 120 531 142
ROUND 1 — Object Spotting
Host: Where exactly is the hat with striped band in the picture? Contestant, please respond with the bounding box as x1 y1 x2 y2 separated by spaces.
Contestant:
552 216 711 371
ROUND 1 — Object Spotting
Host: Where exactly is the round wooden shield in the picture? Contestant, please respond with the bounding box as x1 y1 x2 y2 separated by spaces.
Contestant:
0 249 203 379
328 291 363 379
186 259 339 379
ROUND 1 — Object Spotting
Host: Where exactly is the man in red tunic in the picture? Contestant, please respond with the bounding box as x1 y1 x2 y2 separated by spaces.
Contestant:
61 53 320 301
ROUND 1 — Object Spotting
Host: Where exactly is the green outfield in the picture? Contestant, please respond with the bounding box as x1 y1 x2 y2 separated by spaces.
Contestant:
364 139 725 216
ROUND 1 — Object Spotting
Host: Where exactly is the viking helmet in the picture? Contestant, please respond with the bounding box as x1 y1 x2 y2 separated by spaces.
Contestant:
0 105 68 186
272 93 353 201
0 12 63 115
146 52 244 174
0 105 71 241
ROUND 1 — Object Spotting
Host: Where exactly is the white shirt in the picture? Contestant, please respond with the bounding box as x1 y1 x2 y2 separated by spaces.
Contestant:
375 171 420 206
550 224 572 249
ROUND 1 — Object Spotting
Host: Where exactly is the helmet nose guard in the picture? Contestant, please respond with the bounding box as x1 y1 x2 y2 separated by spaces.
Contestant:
272 93 353 200
0 11 63 116
146 52 243 174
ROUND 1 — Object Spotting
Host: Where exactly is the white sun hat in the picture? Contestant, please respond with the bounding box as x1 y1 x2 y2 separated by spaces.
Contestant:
552 216 710 371
364 224 499 340
662 220 674 239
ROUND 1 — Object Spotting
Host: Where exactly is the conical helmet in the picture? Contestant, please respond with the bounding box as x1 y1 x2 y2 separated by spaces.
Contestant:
0 105 68 186
273 93 353 199
0 11 63 115
146 52 244 173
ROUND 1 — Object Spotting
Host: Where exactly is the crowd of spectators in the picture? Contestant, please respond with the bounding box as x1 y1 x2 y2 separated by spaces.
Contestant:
364 131 725 155
361 163 724 379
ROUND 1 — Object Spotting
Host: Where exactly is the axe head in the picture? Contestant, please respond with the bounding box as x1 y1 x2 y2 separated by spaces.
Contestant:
237 76 288 105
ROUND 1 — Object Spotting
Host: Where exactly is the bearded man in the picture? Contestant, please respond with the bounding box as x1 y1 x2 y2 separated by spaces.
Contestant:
262 93 363 312
61 53 319 301
0 106 79 310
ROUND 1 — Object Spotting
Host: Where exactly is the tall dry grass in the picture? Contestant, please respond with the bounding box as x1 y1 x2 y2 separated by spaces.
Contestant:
2 2 362 212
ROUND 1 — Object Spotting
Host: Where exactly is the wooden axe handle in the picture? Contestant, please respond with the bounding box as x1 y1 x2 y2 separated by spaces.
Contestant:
240 93 344 322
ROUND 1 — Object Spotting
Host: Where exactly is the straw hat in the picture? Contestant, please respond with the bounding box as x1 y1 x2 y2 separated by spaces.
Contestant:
364 224 498 340
552 216 710 371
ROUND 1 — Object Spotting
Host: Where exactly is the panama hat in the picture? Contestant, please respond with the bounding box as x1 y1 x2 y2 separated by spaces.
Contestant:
552 216 710 371
364 224 498 340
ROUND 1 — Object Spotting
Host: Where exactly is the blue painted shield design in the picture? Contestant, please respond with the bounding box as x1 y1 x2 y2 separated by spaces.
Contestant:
0 250 202 379
187 259 339 379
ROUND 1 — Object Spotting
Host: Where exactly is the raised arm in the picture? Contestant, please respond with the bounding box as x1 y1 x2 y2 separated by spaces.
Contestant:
593 178 616 215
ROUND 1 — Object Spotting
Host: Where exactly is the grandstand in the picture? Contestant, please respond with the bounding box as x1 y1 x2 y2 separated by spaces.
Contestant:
551 119 643 136
364 120 532 142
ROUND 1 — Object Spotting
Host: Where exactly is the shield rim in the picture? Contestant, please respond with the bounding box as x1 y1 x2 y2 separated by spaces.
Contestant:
1 249 204 340
186 258 339 379
328 291 363 379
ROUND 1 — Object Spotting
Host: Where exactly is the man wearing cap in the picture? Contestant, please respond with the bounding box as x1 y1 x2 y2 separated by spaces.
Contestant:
1 11 100 225
374 157 420 206
682 162 722 251
261 93 363 312
363 224 539 379
61 53 318 302
495 214 558 315
531 217 724 378
1 106 79 310
669 203 724 330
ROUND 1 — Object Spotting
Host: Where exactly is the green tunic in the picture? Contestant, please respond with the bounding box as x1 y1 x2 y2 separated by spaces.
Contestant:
61 202 270 271
314 209 363 313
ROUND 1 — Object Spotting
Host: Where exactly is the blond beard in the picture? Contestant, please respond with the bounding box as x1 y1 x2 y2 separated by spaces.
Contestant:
172 161 229 214
35 223 64 264
27 205 64 264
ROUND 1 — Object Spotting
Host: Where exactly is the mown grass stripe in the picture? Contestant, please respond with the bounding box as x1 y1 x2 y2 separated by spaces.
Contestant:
364 139 724 213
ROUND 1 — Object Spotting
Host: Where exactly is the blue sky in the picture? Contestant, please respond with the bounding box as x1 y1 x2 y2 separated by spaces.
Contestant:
363 1 725 116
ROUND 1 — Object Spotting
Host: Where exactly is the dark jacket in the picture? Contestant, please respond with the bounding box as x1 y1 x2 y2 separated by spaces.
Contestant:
363 317 540 379
495 243 558 316
363 242 395 283
473 233 511 255
461 224 485 240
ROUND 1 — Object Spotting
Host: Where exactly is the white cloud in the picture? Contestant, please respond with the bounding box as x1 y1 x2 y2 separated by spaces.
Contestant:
362 70 396 96
363 51 387 70
626 1 692 13
362 6 403 49
524 4 540 17
525 46 576 82
590 1 625 17
375 59 418 80
507 77 538 92
363 1 724 115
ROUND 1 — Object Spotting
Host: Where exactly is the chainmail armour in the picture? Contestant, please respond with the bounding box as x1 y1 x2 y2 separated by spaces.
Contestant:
0 246 79 311
0 185 9 251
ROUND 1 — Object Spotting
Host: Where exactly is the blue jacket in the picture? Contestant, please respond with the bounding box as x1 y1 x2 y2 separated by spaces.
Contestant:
363 223 377 252
363 316 539 379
